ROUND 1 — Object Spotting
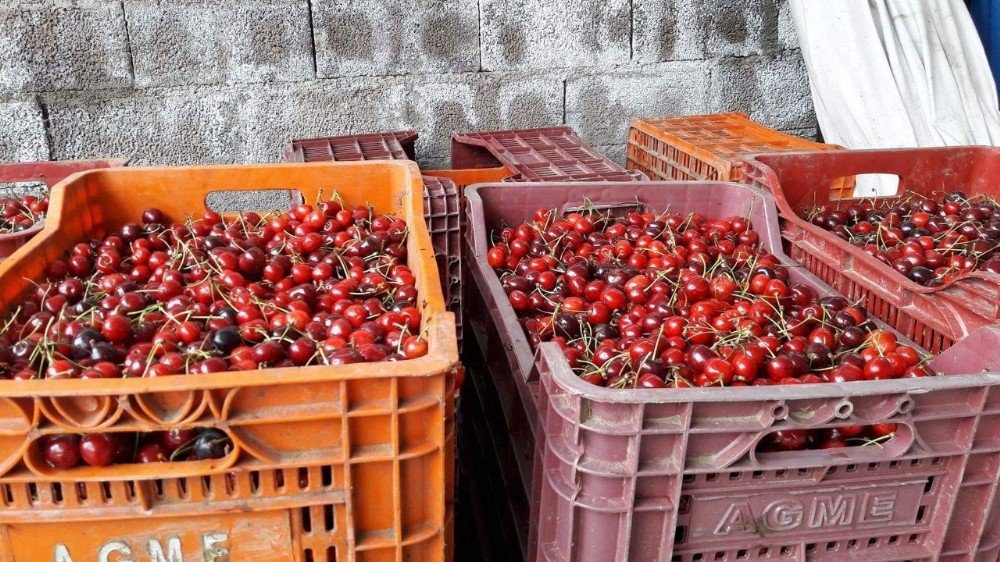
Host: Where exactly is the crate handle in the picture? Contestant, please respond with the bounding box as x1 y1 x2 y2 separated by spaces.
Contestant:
753 422 915 466
204 188 306 214
832 173 901 200
22 428 240 479
560 200 644 216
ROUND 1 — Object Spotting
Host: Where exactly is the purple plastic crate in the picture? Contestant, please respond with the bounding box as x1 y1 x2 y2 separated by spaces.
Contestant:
463 181 1000 561
451 126 647 183
282 130 463 346
423 175 462 337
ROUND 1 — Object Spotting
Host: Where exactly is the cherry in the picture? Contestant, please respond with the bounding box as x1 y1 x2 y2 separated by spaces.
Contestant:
863 357 893 381
161 428 197 454
141 207 165 225
288 337 317 366
137 442 168 463
767 356 795 382
403 336 429 359
192 429 232 460
765 430 808 452
101 314 132 344
79 433 116 467
42 434 80 469
702 358 733 385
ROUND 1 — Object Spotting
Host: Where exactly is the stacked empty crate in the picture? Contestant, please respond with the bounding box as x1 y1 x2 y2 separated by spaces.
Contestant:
452 126 646 183
626 112 854 197
284 131 465 347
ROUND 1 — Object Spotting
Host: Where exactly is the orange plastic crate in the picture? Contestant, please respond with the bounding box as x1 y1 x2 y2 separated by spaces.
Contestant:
0 162 459 562
626 112 854 197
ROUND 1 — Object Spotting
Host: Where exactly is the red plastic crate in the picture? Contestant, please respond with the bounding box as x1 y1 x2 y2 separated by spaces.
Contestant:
463 180 1000 561
283 130 465 346
0 159 125 260
741 146 1000 353
452 126 647 183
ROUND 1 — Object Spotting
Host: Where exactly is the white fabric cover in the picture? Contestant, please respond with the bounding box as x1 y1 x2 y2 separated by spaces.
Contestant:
789 0 1000 194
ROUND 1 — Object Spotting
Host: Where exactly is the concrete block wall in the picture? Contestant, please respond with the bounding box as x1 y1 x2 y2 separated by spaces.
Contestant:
0 0 815 168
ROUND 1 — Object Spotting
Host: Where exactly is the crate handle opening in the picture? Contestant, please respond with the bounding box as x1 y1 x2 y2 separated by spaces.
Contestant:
204 189 306 214
561 200 644 218
834 173 900 200
23 428 238 479
754 422 914 465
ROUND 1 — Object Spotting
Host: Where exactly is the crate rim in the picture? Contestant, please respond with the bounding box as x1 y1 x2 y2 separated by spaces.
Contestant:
0 221 43 243
0 161 459 396
536 338 1000 404
0 159 129 184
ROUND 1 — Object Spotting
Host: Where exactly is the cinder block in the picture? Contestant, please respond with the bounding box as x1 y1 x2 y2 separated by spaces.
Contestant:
312 0 479 77
782 127 819 142
702 0 780 57
778 0 798 51
43 80 405 165
0 1 132 93
417 156 451 171
634 0 781 62
125 0 314 87
632 0 704 62
0 98 49 162
402 73 564 159
566 62 710 146
43 73 562 165
709 53 815 131
480 0 630 71
595 144 626 168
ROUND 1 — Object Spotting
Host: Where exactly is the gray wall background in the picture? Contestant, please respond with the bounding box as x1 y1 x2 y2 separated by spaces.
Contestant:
0 0 816 169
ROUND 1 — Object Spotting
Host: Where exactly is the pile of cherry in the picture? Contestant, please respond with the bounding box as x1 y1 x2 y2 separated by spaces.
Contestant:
0 193 47 234
808 190 1000 287
41 428 232 469
0 199 428 466
487 207 936 451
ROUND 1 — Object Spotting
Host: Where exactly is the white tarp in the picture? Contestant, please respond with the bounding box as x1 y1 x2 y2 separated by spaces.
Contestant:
789 0 1000 194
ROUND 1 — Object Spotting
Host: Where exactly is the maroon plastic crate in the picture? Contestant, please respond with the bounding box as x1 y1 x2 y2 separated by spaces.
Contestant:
741 146 1000 354
456 354 529 562
0 159 125 260
452 126 647 183
463 181 1000 561
282 130 464 345
423 175 461 320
